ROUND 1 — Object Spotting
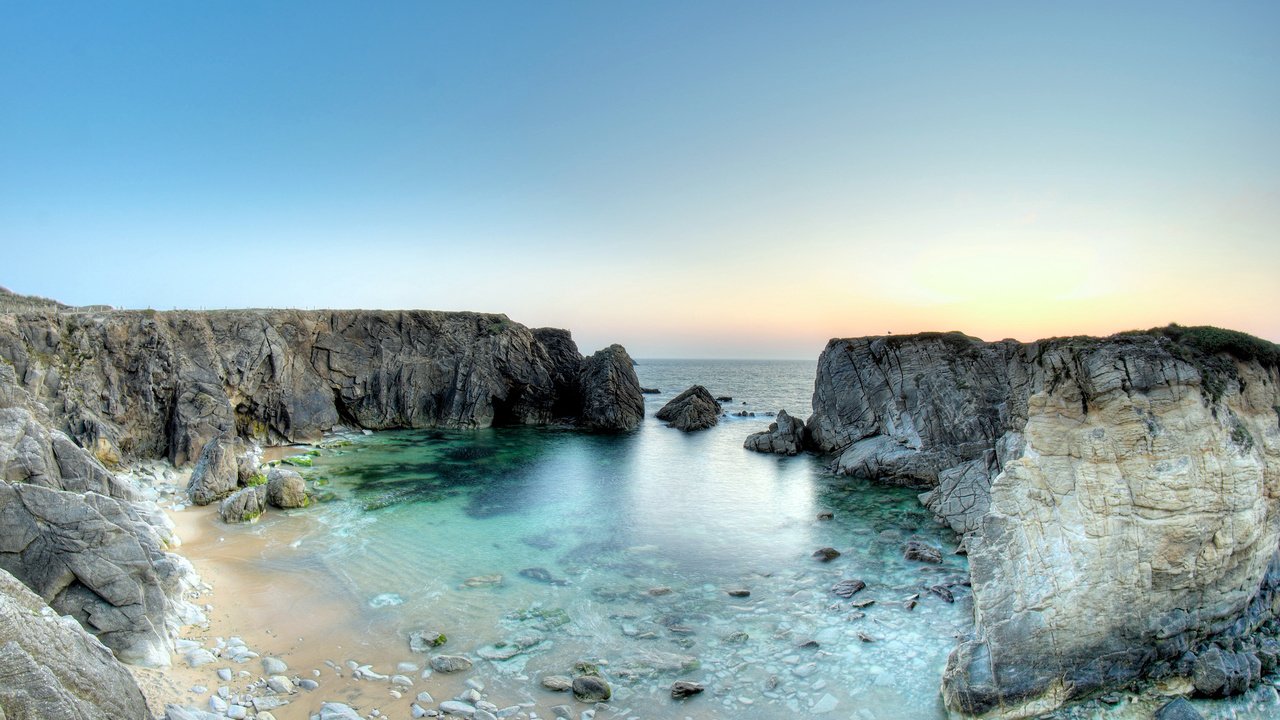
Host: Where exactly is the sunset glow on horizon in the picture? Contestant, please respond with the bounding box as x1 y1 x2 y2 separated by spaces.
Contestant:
3 2 1277 358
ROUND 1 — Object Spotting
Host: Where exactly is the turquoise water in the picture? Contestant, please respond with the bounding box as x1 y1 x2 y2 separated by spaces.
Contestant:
270 360 974 718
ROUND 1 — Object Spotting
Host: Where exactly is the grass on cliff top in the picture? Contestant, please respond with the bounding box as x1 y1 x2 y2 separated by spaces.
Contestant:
1125 324 1280 369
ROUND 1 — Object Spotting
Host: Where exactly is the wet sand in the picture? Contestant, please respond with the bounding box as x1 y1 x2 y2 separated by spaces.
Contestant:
131 472 501 719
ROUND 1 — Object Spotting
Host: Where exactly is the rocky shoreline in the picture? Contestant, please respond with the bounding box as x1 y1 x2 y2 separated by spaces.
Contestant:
746 327 1280 719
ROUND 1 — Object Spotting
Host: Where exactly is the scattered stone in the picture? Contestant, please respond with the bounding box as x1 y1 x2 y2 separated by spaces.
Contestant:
409 630 448 652
266 675 293 693
671 680 705 699
262 657 288 675
571 675 612 702
541 675 573 692
1154 697 1204 720
439 701 476 717
902 539 943 564
830 579 866 597
812 547 841 562
430 654 474 673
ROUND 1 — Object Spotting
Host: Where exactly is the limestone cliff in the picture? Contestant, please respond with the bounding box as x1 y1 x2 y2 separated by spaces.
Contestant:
805 327 1280 718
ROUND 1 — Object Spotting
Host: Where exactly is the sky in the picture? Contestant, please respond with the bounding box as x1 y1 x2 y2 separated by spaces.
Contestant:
2 1 1277 358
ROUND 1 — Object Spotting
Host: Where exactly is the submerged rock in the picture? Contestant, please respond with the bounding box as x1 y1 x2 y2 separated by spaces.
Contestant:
655 385 721 432
812 547 841 562
831 579 866 598
743 408 807 455
902 539 943 564
571 675 612 702
671 680 705 699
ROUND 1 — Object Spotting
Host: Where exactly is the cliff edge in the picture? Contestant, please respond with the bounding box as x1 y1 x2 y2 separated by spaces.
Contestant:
805 326 1280 718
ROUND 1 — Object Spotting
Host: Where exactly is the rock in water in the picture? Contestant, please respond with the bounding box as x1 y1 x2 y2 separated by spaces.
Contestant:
812 547 841 562
830 579 866 598
743 409 807 455
571 675 612 702
1154 697 1204 720
655 385 720 432
578 344 645 432
671 680 705 698
266 467 308 508
902 540 942 564
0 567 151 719
186 431 242 505
429 654 473 673
806 328 1280 716
408 630 447 652
219 485 267 523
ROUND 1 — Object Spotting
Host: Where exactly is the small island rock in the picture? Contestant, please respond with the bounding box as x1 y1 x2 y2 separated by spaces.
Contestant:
655 385 721 432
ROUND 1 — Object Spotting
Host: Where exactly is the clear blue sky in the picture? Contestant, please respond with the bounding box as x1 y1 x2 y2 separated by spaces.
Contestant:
3 1 1277 357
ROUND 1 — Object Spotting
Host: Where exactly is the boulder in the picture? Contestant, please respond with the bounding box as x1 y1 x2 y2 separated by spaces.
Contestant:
655 385 720 432
187 431 241 506
0 566 151 719
902 540 943 564
0 481 175 666
265 467 308 508
571 675 611 702
578 345 644 432
219 485 266 523
1192 646 1260 698
1154 697 1204 720
743 409 807 455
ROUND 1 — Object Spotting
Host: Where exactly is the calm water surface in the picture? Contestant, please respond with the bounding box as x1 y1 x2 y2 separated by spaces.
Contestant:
239 360 1278 719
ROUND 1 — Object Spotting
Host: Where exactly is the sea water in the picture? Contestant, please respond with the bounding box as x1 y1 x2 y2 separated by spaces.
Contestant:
231 360 1280 719
251 360 966 719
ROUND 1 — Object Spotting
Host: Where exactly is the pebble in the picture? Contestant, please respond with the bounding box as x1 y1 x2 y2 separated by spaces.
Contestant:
262 657 288 674
216 668 232 682
439 700 477 717
417 691 435 703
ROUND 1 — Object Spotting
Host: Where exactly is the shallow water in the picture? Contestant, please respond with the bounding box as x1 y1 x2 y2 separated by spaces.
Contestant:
203 359 1280 719
255 360 970 718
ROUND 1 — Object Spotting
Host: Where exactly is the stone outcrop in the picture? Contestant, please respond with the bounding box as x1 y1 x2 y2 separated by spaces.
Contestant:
185 430 242 505
655 385 721 432
0 566 151 719
743 409 807 454
577 344 644 432
805 327 1280 718
0 309 642 469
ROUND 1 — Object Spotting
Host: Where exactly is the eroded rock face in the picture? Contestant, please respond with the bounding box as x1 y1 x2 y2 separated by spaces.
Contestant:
807 330 1280 718
744 409 807 455
655 385 720 432
0 480 177 666
578 344 645 433
0 567 151 719
0 310 636 464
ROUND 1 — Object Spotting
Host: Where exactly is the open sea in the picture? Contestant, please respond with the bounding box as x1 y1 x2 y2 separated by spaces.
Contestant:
215 360 1280 719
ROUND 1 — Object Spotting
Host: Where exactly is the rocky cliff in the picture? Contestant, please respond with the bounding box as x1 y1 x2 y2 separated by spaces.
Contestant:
805 327 1280 718
0 308 643 468
0 303 642 673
